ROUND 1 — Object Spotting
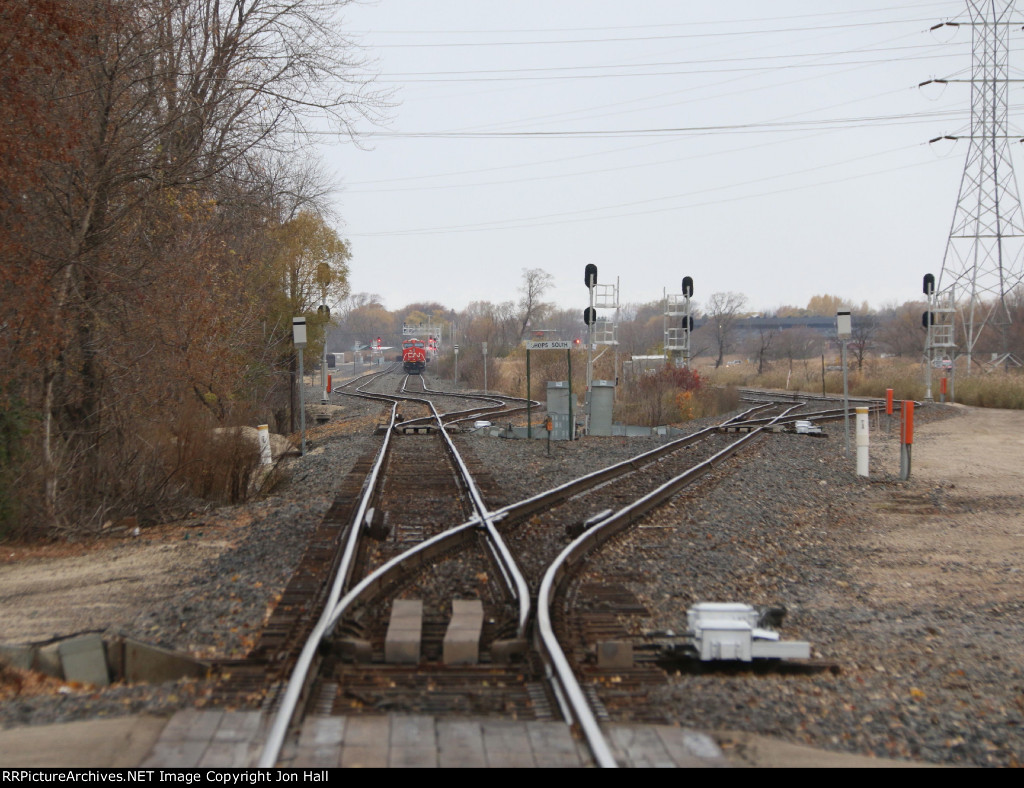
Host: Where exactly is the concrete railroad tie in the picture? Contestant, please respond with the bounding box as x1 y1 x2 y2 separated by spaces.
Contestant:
385 600 423 665
443 600 484 666
384 599 485 665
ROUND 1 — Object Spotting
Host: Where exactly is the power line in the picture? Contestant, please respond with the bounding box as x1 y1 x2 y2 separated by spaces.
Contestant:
373 42 961 80
367 50 965 84
363 20 944 48
346 107 972 140
346 149 947 238
349 5 964 39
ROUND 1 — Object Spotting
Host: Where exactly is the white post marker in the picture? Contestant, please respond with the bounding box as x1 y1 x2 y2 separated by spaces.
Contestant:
257 425 272 465
855 406 869 477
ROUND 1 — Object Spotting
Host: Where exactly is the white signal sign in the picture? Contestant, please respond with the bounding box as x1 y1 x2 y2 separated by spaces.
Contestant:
525 340 571 350
292 317 307 348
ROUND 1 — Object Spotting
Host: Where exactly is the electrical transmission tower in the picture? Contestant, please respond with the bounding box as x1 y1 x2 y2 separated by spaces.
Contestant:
930 0 1024 377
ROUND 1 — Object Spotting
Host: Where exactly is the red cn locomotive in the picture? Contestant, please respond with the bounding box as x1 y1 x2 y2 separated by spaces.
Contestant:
402 337 427 374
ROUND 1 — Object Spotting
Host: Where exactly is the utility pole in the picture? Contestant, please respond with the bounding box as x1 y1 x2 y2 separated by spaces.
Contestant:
837 311 852 457
292 317 307 456
926 2 1024 374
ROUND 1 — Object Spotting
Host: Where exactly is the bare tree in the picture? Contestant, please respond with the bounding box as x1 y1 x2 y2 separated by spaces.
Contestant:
849 312 878 371
7 0 389 534
876 301 926 358
517 268 554 340
460 300 518 355
746 324 778 375
776 326 823 369
706 292 748 368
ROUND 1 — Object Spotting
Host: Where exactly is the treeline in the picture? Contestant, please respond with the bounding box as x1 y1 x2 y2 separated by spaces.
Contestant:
0 1 381 538
333 286 1024 388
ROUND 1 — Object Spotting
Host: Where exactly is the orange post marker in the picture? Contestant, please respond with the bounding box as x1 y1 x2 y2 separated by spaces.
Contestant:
940 377 947 396
327 374 332 394
899 400 914 480
885 388 893 416
900 400 914 445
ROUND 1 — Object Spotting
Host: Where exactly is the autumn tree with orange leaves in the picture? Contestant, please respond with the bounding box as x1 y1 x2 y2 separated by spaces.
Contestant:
0 0 384 538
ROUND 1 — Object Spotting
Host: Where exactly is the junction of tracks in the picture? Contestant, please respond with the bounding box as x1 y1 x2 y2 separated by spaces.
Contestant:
2 369 1022 767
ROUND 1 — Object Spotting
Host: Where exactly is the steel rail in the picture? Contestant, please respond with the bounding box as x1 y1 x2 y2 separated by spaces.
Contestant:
322 523 480 634
324 407 769 617
533 404 802 768
401 375 543 429
261 369 443 767
429 399 531 637
398 377 527 428
261 370 530 766
737 388 924 411
724 404 890 433
258 396 398 767
341 369 529 626
260 386 779 766
737 388 885 406
444 403 774 531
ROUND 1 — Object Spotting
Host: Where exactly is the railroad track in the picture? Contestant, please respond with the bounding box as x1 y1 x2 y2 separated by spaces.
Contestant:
246 379 842 767
257 370 530 766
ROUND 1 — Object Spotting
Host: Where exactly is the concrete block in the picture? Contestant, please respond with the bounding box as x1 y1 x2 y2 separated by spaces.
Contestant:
0 643 35 671
35 643 63 679
443 600 484 665
123 639 210 683
385 600 423 664
105 638 125 680
597 641 634 669
58 633 109 686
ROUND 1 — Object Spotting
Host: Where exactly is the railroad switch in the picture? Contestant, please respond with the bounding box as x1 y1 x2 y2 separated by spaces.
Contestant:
363 507 389 541
399 425 434 435
792 420 823 436
566 508 613 539
682 603 810 662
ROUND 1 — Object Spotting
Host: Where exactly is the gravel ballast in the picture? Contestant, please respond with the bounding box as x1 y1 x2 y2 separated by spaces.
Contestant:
1 381 1021 767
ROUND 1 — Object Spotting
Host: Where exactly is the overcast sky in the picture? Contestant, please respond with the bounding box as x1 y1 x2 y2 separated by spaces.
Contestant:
315 0 1017 317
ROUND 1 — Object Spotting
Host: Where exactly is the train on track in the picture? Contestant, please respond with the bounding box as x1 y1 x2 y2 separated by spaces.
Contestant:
402 337 428 374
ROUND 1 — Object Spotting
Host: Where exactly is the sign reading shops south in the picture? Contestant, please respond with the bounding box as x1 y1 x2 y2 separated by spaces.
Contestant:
525 340 571 350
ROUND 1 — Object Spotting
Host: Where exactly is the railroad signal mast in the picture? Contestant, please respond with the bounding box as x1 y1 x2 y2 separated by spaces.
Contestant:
583 265 620 434
402 319 445 347
664 277 694 367
929 1 1024 375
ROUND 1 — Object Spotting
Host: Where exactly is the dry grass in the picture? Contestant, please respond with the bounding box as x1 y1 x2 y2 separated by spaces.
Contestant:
704 357 1024 409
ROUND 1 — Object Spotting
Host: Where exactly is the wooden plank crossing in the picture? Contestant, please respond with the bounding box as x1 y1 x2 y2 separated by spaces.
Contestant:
142 710 726 768
142 709 264 768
